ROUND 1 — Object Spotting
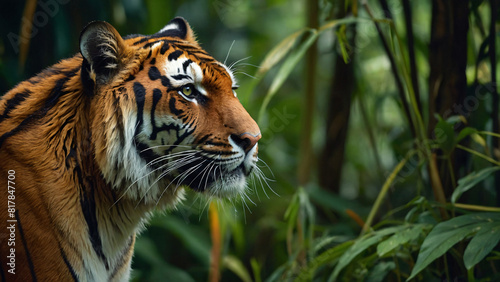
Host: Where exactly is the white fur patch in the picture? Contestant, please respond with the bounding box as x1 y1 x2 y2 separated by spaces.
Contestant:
159 22 179 34
163 56 207 97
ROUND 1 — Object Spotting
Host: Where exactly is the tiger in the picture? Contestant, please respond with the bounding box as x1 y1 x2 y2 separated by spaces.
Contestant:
0 17 261 281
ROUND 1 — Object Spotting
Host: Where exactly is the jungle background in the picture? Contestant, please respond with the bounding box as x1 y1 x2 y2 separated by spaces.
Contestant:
1 0 500 281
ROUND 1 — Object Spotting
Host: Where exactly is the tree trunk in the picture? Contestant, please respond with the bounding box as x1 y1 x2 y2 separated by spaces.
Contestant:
318 4 356 193
428 0 469 196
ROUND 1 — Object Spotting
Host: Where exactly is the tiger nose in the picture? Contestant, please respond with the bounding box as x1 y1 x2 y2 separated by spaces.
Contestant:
231 132 261 153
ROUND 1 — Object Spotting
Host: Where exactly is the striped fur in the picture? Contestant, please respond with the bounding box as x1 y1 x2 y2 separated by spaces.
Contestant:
0 17 260 281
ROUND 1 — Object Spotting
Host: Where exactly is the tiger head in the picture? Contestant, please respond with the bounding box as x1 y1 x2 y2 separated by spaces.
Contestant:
79 18 261 205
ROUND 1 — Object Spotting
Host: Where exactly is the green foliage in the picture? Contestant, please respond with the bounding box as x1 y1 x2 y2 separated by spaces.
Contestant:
409 213 500 279
452 167 500 203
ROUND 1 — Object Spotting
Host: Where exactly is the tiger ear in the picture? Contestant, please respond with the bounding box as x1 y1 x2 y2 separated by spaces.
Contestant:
79 21 126 84
157 17 197 43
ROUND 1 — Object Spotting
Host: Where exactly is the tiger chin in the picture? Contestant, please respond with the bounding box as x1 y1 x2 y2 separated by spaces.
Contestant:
0 17 260 281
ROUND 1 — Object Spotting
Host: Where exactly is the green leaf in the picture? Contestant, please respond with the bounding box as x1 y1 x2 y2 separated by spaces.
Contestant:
434 119 455 155
464 222 500 270
366 261 396 282
408 213 500 280
451 166 500 203
329 226 407 281
377 224 430 257
258 29 318 122
257 28 310 77
456 127 477 143
223 255 253 282
295 240 354 281
445 115 465 125
257 17 358 123
250 258 262 282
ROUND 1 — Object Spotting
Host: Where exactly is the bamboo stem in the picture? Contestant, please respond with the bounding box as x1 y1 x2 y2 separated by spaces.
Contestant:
456 144 500 166
489 0 500 205
362 1 417 139
453 203 500 212
361 154 411 235
401 0 422 113
297 0 319 185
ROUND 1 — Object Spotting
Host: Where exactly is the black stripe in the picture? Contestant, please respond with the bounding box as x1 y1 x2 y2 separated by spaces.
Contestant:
0 90 31 124
197 134 212 145
76 163 108 270
150 58 156 65
48 112 76 144
169 97 184 116
109 236 134 280
145 49 152 59
133 82 162 164
15 210 37 281
0 67 79 149
168 50 183 61
164 125 196 154
136 142 158 165
133 82 146 137
148 66 171 87
27 64 68 84
160 42 170 55
124 75 135 82
182 59 193 73
150 89 163 140
60 246 78 281
171 74 191 81
148 66 161 80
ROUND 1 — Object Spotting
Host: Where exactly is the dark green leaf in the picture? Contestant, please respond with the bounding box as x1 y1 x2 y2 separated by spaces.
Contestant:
456 127 477 143
366 261 396 282
434 119 455 155
409 213 500 280
377 224 430 256
464 222 500 270
452 167 500 203
329 226 407 281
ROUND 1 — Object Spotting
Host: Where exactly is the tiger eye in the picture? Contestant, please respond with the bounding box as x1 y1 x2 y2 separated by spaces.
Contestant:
182 85 193 96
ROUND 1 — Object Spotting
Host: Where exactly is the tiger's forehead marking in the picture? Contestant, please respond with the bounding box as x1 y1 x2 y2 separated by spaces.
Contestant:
163 54 207 95
141 40 238 96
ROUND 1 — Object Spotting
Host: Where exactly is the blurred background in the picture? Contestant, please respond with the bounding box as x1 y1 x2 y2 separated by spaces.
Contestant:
1 0 499 281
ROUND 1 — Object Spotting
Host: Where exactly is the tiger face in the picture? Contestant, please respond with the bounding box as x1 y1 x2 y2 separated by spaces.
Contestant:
80 18 261 205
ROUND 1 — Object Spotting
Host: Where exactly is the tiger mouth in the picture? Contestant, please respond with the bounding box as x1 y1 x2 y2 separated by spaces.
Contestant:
173 155 253 194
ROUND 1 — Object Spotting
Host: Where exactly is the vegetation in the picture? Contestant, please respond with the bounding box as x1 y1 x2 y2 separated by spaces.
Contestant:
1 0 499 281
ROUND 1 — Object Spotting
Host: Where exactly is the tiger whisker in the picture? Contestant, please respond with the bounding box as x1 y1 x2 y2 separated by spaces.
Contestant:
139 144 194 153
153 156 204 206
136 155 201 207
233 71 257 80
228 56 252 71
223 40 236 65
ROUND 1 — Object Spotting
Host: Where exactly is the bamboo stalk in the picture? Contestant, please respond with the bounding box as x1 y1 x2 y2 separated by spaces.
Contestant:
453 203 500 212
362 1 417 139
489 0 500 205
401 0 422 113
297 0 319 185
361 153 411 234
